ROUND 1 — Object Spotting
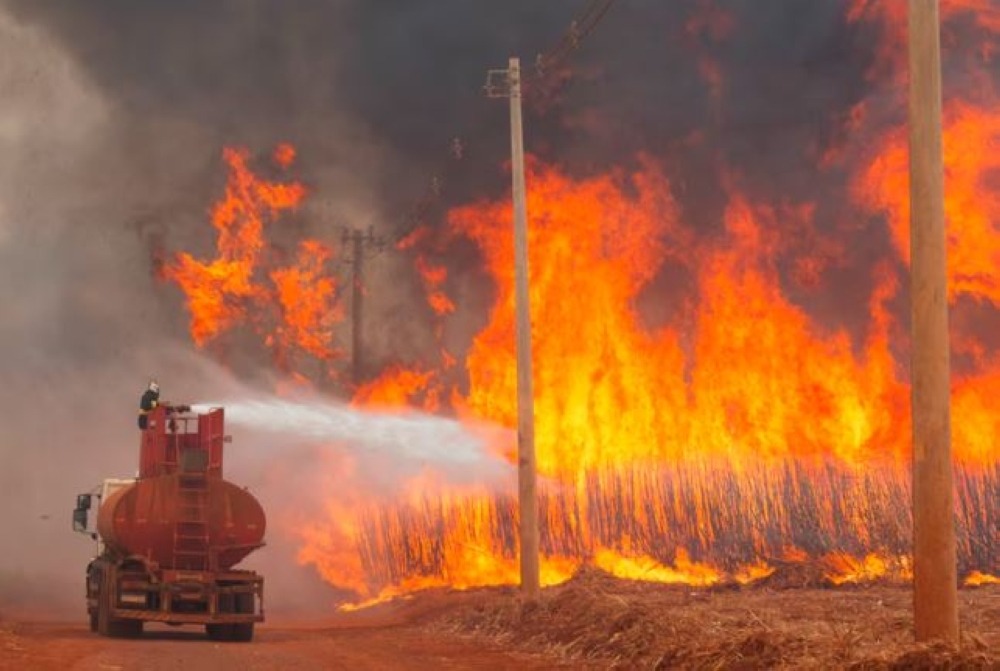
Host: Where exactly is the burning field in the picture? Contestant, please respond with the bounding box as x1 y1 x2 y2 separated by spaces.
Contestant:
156 103 1000 606
147 0 1000 610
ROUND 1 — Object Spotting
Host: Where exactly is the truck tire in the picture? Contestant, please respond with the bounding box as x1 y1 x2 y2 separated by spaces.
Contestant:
205 624 232 641
97 566 143 638
229 623 254 642
206 622 254 642
109 618 143 638
96 571 112 637
89 611 98 633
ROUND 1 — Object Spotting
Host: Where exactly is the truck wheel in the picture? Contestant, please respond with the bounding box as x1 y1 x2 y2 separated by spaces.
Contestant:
89 611 98 633
205 624 232 641
108 619 143 638
229 623 254 642
97 568 143 638
97 575 112 636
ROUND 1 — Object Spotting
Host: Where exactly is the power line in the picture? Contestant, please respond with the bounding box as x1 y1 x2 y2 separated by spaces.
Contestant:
529 0 619 85
391 0 621 245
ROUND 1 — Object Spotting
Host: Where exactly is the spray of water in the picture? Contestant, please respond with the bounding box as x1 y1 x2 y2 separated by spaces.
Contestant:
194 396 512 474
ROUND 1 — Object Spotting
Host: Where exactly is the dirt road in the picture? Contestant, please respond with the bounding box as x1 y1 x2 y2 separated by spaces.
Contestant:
0 620 568 671
5 579 998 669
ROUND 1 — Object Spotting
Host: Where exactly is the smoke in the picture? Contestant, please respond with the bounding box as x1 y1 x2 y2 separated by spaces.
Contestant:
0 0 455 619
1 0 970 384
0 0 898 366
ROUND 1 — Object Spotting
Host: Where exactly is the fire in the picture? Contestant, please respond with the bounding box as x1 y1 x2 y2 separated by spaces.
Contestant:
269 240 342 362
454 162 689 476
593 548 722 587
823 553 912 586
317 159 997 603
448 164 912 474
163 149 997 605
399 226 455 318
163 146 344 374
353 365 442 412
964 571 1000 587
733 561 775 586
856 102 1000 307
847 0 1000 80
159 8 1000 607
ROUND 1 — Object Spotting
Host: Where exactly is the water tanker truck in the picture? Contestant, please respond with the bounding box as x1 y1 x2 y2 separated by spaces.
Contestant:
72 404 265 641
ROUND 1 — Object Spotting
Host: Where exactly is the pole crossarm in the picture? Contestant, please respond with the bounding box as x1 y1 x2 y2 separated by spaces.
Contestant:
484 69 513 98
340 226 388 262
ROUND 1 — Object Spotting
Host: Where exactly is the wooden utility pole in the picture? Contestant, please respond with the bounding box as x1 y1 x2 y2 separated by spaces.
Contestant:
486 57 541 598
908 0 959 643
342 227 386 387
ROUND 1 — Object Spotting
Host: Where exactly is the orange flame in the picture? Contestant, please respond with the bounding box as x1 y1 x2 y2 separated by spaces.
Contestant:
353 365 442 412
163 146 344 373
823 552 912 586
594 548 722 587
270 240 343 361
314 157 997 603
399 226 455 317
447 163 916 475
856 102 1000 306
964 571 1000 586
847 1 1000 81
161 9 1000 604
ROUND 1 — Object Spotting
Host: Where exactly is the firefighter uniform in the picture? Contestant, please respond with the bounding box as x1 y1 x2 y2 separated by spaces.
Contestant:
138 384 160 429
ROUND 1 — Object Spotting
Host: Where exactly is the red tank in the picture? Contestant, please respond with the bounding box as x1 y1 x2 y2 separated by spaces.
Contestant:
97 474 265 571
96 405 266 571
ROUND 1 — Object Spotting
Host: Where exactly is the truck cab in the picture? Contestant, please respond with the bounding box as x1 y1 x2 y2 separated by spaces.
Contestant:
73 479 137 555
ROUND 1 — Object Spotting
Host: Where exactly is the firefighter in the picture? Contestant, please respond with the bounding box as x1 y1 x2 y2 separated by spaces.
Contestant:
138 380 160 430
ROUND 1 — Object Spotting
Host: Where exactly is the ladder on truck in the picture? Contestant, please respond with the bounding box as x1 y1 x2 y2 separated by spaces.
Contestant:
170 410 224 572
173 466 211 571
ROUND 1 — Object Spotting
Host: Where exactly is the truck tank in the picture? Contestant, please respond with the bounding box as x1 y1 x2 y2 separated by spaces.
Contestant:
94 405 266 572
96 474 265 571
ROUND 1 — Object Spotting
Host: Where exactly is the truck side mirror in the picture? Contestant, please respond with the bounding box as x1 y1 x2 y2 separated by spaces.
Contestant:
77 494 92 511
72 494 92 533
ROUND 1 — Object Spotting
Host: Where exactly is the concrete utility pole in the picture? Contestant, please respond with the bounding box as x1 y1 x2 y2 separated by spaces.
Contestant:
485 57 541 598
908 0 960 643
342 227 386 387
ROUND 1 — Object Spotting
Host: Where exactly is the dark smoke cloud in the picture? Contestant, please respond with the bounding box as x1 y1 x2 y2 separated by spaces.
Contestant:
0 1 884 211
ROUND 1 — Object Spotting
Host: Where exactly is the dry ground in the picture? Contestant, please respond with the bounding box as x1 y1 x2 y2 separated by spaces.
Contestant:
435 570 1000 669
2 572 998 670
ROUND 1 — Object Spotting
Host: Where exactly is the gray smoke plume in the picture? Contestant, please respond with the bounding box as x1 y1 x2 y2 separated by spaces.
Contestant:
0 2 496 617
0 0 928 379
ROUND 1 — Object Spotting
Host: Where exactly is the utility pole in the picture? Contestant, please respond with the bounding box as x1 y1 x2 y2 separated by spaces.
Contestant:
908 0 959 643
342 226 386 387
485 57 540 598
